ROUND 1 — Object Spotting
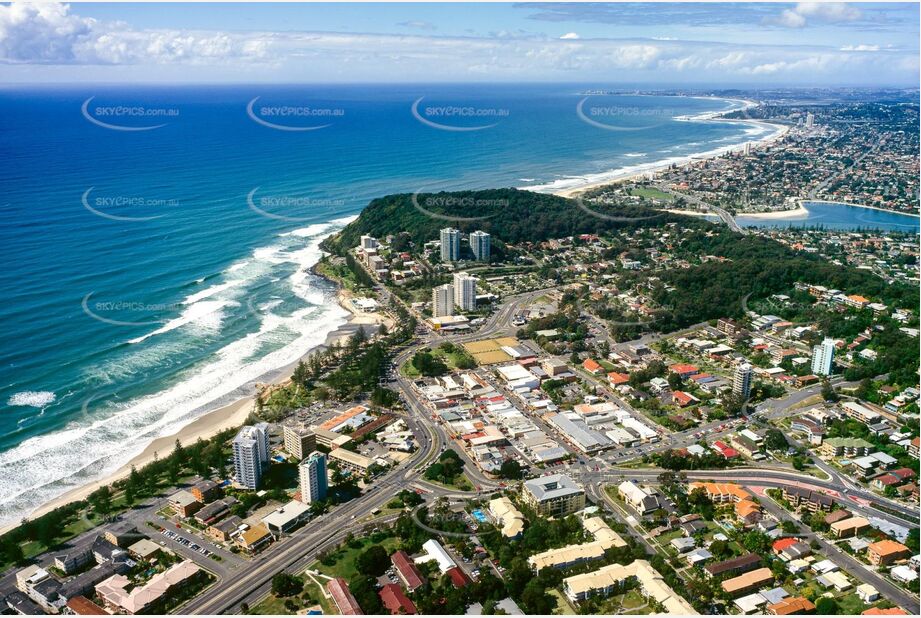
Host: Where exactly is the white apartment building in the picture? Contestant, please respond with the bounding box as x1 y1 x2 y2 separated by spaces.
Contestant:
469 230 491 261
298 451 328 504
733 363 752 398
233 423 270 490
440 228 461 261
812 338 835 376
453 272 477 311
433 284 454 317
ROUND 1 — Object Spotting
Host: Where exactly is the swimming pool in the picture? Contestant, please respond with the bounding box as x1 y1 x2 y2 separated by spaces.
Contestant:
471 509 488 523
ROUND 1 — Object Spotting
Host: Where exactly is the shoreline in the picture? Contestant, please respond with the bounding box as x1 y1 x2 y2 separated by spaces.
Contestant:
5 263 391 535
536 96 790 199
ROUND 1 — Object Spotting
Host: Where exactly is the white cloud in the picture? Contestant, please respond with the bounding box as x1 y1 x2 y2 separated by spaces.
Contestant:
775 9 808 28
840 44 880 52
0 2 916 85
0 3 267 65
795 2 862 23
769 2 863 28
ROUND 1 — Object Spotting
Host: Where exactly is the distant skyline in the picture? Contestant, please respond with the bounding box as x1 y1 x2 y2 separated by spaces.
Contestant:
1 2 919 85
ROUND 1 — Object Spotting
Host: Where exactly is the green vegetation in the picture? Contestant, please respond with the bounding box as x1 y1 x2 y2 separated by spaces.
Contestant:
314 530 401 582
324 189 688 254
259 302 417 419
650 228 917 332
424 450 470 489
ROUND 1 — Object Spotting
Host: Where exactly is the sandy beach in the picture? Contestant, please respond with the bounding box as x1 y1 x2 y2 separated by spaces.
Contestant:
9 278 392 534
735 203 810 220
547 99 790 200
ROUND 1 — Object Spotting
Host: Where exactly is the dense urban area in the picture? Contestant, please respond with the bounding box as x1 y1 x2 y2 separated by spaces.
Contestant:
1 90 918 617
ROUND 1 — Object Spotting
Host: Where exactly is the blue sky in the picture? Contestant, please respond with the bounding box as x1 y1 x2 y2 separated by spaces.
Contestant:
1 2 918 85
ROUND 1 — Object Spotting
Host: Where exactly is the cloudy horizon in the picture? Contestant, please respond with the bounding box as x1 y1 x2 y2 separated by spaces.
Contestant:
1 2 918 86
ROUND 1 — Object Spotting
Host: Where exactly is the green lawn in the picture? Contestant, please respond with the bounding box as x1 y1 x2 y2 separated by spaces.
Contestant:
548 589 577 615
249 579 335 616
834 592 869 615
401 345 476 378
629 187 676 202
309 535 402 582
424 472 474 492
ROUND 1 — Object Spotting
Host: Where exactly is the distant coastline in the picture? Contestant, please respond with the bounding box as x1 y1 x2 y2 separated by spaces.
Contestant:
530 96 790 199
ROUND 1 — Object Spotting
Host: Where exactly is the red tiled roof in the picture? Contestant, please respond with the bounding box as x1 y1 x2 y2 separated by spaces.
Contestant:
379 583 417 615
390 551 425 591
607 372 630 385
446 566 471 588
327 577 363 615
772 537 798 552
862 609 908 615
66 596 107 615
669 363 699 374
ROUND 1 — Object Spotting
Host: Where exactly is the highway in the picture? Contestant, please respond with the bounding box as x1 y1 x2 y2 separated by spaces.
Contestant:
654 182 746 234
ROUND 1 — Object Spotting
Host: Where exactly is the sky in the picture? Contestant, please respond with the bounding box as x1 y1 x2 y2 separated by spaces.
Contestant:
1 2 918 86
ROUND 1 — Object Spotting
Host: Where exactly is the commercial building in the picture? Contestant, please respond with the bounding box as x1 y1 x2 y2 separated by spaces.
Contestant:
563 560 696 614
262 500 311 536
282 423 317 460
733 363 752 399
232 423 270 490
440 227 461 261
469 230 491 261
811 338 835 375
522 475 585 518
432 284 454 318
298 451 328 504
453 272 477 311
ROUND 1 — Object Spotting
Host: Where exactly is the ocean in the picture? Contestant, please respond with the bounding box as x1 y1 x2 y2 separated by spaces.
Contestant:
0 84 900 525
